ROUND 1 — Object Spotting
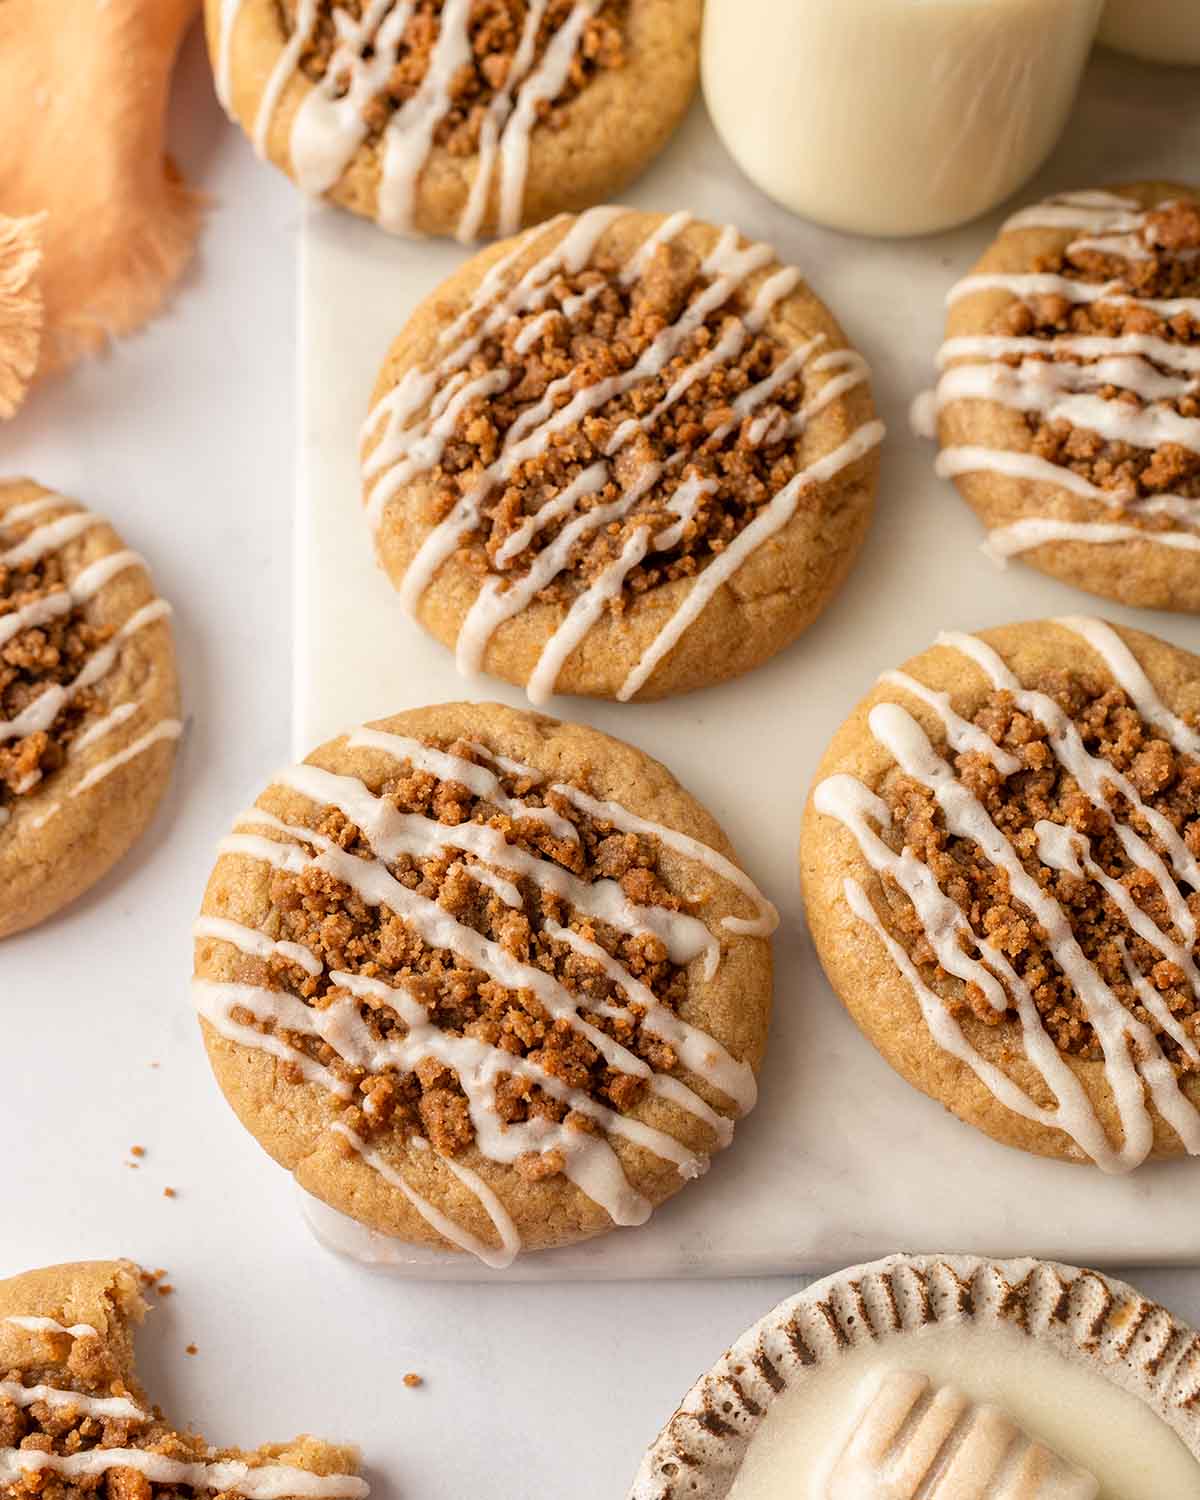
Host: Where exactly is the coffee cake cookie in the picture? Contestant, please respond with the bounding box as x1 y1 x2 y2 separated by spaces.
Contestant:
193 701 775 1265
206 0 699 240
363 209 882 702
924 183 1200 610
801 618 1200 1170
0 481 181 939
0 1260 366 1499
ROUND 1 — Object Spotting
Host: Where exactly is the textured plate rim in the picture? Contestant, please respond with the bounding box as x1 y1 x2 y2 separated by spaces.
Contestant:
627 1252 1200 1497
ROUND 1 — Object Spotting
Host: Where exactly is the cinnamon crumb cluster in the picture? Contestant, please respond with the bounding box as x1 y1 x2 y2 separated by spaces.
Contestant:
994 198 1200 511
291 0 627 158
407 240 818 602
0 1354 310 1500
877 669 1200 1071
0 1340 199 1500
0 544 110 817
226 739 703 1171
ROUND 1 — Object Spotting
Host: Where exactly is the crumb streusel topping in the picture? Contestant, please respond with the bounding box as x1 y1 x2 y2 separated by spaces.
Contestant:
934 189 1200 559
365 208 880 702
0 497 175 830
814 618 1200 1172
194 726 776 1263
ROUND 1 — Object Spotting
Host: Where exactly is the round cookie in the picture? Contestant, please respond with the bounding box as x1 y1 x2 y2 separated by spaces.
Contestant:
363 209 882 702
206 0 700 241
801 617 1200 1171
0 480 181 939
0 1259 366 1497
192 701 776 1264
929 182 1200 611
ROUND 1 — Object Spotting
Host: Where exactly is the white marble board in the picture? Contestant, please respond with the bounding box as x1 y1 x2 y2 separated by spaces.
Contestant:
296 49 1200 1278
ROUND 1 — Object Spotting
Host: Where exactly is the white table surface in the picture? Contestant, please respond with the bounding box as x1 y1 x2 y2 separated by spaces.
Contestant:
2 24 1198 1500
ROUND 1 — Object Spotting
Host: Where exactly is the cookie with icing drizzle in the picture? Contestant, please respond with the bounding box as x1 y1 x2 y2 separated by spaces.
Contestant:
0 480 181 939
362 208 882 703
0 1260 367 1500
924 182 1200 610
801 618 1200 1170
192 701 775 1265
206 0 699 240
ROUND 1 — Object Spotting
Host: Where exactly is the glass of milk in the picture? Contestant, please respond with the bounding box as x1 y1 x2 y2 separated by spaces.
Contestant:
702 0 1105 237
1099 0 1200 64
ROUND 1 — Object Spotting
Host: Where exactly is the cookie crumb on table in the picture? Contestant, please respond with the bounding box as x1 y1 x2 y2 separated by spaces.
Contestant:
403 1372 422 1389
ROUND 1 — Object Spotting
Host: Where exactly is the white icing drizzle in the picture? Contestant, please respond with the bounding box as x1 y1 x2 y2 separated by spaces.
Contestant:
0 511 106 567
938 332 1200 377
277 757 720 973
193 978 355 1098
0 1448 367 1499
193 915 325 977
364 212 878 701
217 832 315 874
1 496 76 529
4 1317 97 1338
331 1122 520 1269
462 740 544 781
347 725 578 840
491 0 601 239
614 420 884 703
939 628 1200 929
934 359 1200 453
1 1334 367 1495
196 734 772 1261
290 0 412 194
879 669 1022 774
947 272 1200 321
1052 615 1200 756
0 1381 146 1422
934 446 1199 525
547 779 779 946
68 720 182 801
814 621 1200 1171
0 501 176 829
1002 190 1142 235
253 0 319 155
984 516 1200 561
525 526 650 706
215 0 244 109
369 206 622 534
71 700 140 755
924 189 1200 559
217 0 604 239
0 600 170 746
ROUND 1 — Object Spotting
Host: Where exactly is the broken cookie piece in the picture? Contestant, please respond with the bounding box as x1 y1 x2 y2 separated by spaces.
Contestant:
0 1261 367 1500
